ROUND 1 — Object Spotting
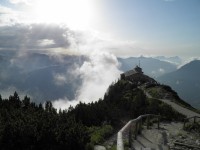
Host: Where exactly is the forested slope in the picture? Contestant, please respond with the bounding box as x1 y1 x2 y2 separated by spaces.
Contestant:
0 79 186 150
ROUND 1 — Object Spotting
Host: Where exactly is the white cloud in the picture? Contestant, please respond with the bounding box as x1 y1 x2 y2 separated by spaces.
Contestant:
0 21 142 57
37 39 55 47
49 30 123 110
9 0 32 5
52 98 79 110
76 51 121 103
52 50 122 110
178 57 200 69
53 73 68 86
0 24 71 50
0 23 130 110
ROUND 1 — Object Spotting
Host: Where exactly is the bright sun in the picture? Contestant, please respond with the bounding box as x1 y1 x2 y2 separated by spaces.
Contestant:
32 0 94 29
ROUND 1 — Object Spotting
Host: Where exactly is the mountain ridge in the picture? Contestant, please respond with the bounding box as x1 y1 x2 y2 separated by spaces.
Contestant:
158 59 200 108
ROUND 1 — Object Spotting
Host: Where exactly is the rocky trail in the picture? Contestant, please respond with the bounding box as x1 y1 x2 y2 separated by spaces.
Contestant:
160 99 200 118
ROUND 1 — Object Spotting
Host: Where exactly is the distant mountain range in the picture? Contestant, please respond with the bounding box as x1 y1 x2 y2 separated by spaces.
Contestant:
0 51 85 103
118 56 177 77
154 56 182 66
158 60 200 108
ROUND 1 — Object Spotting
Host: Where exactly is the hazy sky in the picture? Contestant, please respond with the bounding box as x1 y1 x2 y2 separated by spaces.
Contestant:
0 0 200 57
99 0 200 56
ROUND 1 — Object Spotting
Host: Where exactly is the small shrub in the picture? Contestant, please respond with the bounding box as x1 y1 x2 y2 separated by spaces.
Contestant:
123 139 129 148
88 125 114 145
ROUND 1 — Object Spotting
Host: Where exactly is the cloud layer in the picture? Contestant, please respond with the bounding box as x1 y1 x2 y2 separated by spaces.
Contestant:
0 24 71 50
52 51 122 110
0 22 124 110
75 51 121 102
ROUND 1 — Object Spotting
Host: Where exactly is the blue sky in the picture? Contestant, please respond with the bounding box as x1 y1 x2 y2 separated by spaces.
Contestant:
96 0 200 56
0 0 200 57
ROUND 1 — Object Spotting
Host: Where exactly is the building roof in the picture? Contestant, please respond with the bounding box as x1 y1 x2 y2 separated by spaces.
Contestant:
124 70 138 77
123 65 143 77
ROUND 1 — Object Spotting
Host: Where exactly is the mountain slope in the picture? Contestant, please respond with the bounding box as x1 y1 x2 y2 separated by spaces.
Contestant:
158 60 200 108
118 56 177 77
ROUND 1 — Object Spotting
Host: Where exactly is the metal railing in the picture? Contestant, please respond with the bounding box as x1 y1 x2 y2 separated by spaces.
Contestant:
117 114 160 150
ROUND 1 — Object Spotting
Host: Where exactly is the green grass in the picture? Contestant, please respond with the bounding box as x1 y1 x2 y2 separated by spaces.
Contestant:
88 125 114 145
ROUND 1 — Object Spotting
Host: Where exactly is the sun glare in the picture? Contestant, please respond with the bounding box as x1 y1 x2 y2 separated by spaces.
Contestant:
32 0 94 29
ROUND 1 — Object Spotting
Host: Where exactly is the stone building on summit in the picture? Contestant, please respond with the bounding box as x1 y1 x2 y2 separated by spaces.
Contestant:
120 65 157 85
120 65 143 80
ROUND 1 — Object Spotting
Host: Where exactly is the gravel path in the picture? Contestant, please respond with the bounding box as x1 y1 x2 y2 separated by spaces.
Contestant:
142 88 200 118
161 99 200 118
